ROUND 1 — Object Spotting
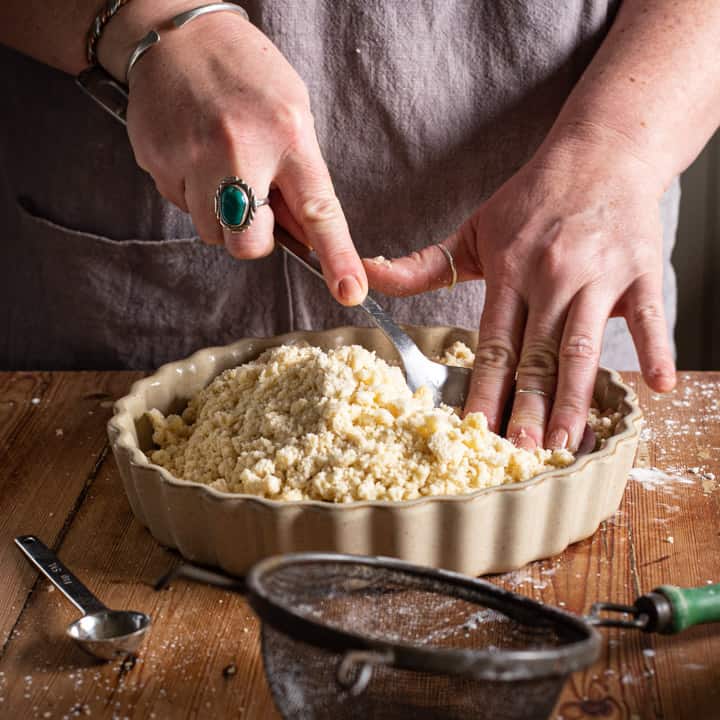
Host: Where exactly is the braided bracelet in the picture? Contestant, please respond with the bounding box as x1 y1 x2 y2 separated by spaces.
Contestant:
87 0 133 66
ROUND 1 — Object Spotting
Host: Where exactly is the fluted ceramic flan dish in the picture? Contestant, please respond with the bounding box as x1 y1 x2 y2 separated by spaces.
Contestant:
107 326 642 576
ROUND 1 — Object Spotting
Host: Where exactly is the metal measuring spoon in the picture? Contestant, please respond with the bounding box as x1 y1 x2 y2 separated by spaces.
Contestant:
15 535 151 661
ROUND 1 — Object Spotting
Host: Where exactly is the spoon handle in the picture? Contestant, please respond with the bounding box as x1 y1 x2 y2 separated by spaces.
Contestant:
15 535 107 616
275 228 325 281
275 229 427 362
357 294 430 361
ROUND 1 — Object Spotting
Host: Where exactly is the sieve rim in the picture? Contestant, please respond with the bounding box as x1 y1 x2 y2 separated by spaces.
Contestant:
246 552 601 681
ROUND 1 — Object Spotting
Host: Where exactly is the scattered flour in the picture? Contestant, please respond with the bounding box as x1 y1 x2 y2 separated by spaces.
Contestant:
628 467 695 489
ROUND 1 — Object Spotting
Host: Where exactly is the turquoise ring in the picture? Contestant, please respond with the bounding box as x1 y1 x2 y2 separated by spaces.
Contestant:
214 177 269 232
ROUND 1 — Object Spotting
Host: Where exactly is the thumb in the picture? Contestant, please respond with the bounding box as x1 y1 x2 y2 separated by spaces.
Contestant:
363 224 483 297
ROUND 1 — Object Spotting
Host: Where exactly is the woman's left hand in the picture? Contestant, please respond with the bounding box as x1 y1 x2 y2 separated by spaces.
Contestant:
365 134 677 451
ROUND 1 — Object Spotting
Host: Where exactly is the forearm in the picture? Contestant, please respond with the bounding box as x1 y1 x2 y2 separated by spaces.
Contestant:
0 1 100 74
539 0 720 188
0 0 195 78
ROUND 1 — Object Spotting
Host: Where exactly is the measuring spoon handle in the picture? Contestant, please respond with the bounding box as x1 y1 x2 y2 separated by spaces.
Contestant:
15 535 107 616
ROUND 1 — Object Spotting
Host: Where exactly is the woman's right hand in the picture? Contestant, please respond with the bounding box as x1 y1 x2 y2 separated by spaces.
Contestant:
100 3 367 306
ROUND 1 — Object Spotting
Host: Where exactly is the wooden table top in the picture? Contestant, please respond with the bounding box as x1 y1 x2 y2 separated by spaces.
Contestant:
0 370 718 719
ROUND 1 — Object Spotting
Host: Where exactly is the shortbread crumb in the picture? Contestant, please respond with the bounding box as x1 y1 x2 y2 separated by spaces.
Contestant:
148 344 574 502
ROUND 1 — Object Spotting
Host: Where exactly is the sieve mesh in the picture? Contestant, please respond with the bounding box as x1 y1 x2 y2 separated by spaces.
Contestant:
248 555 600 720
262 624 565 720
260 561 566 650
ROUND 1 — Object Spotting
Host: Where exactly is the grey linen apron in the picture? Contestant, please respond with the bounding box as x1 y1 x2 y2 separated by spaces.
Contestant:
0 0 679 371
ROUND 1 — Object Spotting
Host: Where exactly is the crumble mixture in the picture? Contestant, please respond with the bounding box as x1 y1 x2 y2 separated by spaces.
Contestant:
369 255 394 268
148 343 578 502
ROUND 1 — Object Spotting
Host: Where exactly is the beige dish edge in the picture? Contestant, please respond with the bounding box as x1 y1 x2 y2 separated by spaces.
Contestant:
108 325 643 576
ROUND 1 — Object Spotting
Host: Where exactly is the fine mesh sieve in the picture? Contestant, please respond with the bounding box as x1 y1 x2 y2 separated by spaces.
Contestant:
245 553 600 720
158 554 720 720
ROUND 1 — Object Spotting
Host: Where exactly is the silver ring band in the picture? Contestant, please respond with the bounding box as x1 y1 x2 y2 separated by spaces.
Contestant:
436 244 457 290
515 388 552 399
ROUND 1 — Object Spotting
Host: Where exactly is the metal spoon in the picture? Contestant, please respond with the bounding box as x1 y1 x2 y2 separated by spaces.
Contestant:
276 229 471 407
15 535 151 661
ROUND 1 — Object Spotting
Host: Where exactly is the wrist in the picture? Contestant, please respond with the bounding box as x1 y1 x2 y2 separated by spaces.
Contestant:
97 0 201 82
530 118 671 197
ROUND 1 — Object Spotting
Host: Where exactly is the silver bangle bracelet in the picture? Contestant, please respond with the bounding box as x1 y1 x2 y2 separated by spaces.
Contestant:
125 2 249 83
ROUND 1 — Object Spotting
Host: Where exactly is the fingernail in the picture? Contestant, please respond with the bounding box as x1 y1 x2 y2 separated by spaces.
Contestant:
547 428 568 450
338 276 364 305
647 366 676 392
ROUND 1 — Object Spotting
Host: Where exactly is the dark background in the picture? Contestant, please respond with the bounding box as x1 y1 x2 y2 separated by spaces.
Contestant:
675 129 720 369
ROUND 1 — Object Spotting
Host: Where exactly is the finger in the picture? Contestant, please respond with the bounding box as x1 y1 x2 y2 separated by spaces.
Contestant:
277 140 366 306
187 169 276 256
546 285 612 451
154 176 189 213
220 176 276 260
507 303 566 450
215 167 276 258
622 274 676 392
464 285 525 433
271 188 310 246
364 223 483 297
185 175 224 246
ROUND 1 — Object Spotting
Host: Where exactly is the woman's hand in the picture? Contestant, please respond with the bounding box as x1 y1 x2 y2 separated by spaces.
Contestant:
365 135 677 451
102 6 367 306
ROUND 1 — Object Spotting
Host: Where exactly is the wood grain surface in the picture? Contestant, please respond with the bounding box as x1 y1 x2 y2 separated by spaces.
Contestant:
0 371 718 720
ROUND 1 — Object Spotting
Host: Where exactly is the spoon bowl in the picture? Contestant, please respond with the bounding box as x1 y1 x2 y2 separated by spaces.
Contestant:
67 609 151 660
276 230 472 406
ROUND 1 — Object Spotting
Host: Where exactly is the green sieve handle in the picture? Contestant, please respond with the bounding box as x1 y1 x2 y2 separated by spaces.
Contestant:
652 584 720 634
